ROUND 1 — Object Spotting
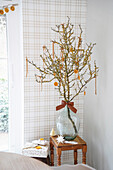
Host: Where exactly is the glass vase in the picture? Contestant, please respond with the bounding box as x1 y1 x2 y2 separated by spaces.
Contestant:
56 105 80 140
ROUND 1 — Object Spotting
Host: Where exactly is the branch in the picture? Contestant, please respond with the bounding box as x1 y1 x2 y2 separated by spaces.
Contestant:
27 59 49 75
70 76 95 101
35 75 55 83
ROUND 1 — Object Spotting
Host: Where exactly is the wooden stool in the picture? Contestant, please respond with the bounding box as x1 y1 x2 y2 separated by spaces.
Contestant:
50 135 87 166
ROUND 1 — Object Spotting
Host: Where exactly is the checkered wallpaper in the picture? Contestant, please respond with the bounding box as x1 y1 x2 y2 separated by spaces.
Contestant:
22 0 87 164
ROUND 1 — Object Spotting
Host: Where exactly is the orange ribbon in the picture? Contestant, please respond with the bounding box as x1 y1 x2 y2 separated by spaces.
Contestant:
56 100 77 113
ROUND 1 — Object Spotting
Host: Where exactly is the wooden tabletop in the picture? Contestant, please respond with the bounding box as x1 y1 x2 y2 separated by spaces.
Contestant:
50 135 86 148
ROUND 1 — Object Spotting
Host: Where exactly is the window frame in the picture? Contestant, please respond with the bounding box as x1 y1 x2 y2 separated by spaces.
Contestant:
6 0 24 153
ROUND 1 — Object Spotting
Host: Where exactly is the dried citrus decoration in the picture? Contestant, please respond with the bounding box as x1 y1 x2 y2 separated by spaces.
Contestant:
5 7 9 13
61 57 64 61
89 56 91 61
43 45 46 50
78 37 82 48
0 9 4 15
74 69 78 74
60 47 64 51
78 75 80 80
40 138 44 140
59 65 63 69
84 91 86 95
43 58 45 62
75 61 79 66
54 82 58 86
70 47 73 52
61 24 64 29
36 146 42 149
10 6 15 11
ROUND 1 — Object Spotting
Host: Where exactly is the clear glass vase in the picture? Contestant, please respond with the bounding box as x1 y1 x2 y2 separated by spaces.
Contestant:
56 105 80 140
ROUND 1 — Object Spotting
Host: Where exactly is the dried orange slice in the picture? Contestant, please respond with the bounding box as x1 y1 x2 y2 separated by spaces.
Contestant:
5 8 9 13
84 91 86 95
0 9 4 15
78 75 80 80
74 69 78 74
10 6 15 11
36 146 42 149
54 82 58 86
40 138 44 140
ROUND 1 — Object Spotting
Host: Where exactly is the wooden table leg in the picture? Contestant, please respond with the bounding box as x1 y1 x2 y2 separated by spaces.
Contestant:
82 145 87 164
74 150 77 164
56 148 61 166
50 138 54 166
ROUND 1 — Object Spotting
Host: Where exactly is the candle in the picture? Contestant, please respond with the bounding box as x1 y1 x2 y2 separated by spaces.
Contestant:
50 128 56 136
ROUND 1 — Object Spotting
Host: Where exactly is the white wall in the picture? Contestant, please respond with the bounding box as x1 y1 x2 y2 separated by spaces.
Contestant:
84 0 113 170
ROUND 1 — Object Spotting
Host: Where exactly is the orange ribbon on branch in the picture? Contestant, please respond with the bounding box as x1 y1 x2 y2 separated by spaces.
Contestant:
56 100 77 113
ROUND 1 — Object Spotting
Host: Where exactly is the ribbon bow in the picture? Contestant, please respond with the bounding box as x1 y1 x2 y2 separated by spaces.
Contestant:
56 100 77 113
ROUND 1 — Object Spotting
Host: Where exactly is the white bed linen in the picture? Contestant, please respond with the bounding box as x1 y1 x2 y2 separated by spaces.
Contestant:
0 152 51 170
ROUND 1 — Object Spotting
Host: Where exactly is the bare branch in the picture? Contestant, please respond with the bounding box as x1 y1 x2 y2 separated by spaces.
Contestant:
27 17 99 102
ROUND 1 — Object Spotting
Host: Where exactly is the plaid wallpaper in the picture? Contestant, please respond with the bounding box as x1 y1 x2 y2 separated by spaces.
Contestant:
22 0 87 164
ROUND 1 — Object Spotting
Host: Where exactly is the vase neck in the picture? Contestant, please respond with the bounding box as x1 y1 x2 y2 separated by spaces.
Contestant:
64 105 70 112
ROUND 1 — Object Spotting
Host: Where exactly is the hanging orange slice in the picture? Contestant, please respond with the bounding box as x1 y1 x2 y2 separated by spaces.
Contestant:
78 75 80 80
5 7 9 13
54 82 58 86
43 45 46 50
89 56 91 61
70 47 73 52
10 6 15 11
61 57 64 61
74 69 78 74
0 9 4 15
59 66 63 69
